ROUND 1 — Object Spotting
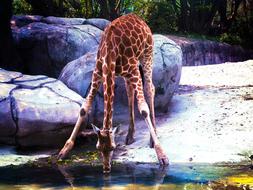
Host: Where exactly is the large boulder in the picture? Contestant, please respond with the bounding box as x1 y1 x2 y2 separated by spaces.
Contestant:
11 15 43 28
152 35 182 111
0 68 83 147
84 18 111 30
11 16 108 77
167 35 253 66
59 34 182 122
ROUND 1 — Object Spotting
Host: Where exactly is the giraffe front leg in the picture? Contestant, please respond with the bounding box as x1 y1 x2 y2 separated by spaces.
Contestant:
140 104 169 165
130 68 169 165
57 103 88 159
125 80 135 145
58 67 102 160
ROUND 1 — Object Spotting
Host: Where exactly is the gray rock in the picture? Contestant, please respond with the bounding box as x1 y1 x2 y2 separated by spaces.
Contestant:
11 15 252 80
85 18 111 30
0 83 17 143
153 34 182 112
59 34 182 121
11 15 43 28
167 35 253 66
59 50 98 96
13 22 102 77
42 16 86 25
0 68 84 147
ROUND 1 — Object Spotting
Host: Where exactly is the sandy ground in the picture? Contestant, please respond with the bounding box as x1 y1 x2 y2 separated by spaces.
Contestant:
114 60 253 164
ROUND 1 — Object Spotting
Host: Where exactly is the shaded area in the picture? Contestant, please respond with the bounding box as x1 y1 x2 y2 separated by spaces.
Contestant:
0 0 22 71
167 35 253 66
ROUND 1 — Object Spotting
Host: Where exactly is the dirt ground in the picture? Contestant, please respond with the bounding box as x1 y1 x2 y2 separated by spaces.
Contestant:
114 60 253 164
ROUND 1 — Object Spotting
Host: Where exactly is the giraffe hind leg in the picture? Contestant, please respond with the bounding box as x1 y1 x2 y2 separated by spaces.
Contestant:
140 56 156 148
125 79 135 145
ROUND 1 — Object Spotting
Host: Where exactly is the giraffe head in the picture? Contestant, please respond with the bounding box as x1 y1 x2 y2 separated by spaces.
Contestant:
92 124 118 173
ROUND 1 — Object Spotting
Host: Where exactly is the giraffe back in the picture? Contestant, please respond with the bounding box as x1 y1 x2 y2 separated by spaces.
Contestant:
96 13 154 77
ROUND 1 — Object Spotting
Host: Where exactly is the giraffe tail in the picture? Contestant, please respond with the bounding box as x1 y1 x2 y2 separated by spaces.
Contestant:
139 64 145 85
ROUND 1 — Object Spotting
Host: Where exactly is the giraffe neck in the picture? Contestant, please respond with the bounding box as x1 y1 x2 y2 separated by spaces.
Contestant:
102 49 116 131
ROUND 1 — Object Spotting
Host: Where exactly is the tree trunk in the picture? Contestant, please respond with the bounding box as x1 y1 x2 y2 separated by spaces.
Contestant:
96 0 121 20
0 0 22 71
96 0 109 19
179 0 188 31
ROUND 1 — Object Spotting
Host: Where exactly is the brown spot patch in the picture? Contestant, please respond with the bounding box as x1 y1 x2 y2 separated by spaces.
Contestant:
147 35 153 44
114 36 121 44
109 52 115 61
115 65 122 74
103 65 108 74
131 30 138 39
122 56 128 65
130 77 138 83
139 34 144 42
123 64 129 71
126 22 134 30
125 47 133 57
125 29 131 36
113 28 122 36
122 35 131 47
135 26 141 34
131 37 136 44
132 45 138 54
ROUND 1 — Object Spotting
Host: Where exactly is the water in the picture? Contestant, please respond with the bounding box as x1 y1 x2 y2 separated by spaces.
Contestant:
0 163 252 190
0 146 252 190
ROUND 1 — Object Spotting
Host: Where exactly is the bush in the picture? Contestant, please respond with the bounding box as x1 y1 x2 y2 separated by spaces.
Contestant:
133 0 177 33
219 33 242 45
13 0 32 15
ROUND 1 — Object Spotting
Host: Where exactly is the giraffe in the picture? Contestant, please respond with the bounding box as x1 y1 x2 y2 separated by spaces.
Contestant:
58 13 169 173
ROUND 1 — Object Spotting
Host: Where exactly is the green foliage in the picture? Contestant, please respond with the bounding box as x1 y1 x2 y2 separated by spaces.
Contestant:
13 0 32 15
219 12 253 48
219 33 242 45
10 0 253 49
133 0 177 33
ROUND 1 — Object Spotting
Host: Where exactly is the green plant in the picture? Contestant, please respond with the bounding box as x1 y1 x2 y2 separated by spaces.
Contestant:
13 0 32 15
219 33 242 45
133 0 178 33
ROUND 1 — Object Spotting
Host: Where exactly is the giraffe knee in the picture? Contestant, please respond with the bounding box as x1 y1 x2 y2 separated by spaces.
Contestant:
80 108 86 116
141 110 148 118
139 102 150 118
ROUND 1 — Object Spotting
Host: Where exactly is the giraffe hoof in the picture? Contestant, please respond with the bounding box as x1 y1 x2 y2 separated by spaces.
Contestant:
158 156 169 166
57 140 74 160
125 135 135 145
154 144 169 165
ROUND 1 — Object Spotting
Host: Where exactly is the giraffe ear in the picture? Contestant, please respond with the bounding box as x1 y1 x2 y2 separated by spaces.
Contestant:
91 124 100 135
112 124 121 135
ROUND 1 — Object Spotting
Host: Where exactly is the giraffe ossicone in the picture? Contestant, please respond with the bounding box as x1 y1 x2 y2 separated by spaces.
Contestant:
58 13 169 173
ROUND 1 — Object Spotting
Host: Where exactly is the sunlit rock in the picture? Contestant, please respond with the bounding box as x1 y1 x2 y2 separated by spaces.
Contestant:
0 68 83 147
